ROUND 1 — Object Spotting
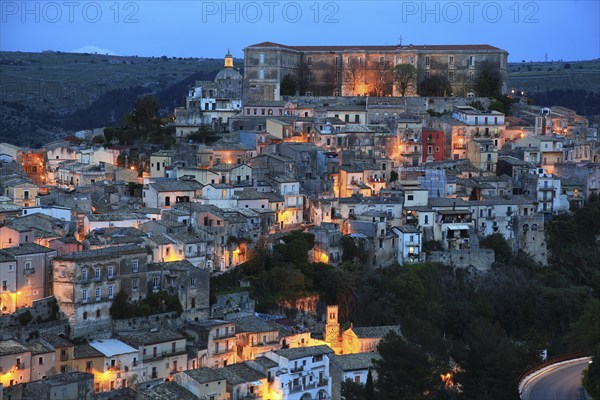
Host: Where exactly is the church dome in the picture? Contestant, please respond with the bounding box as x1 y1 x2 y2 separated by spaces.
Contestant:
215 67 242 81
215 49 242 81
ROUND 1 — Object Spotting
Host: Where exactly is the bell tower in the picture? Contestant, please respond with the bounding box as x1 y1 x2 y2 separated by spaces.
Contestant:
224 49 234 68
324 305 340 349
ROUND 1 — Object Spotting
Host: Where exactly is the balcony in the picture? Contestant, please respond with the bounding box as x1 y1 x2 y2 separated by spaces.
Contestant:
107 275 116 281
213 331 236 340
318 378 329 387
213 347 234 355
23 268 35 275
290 384 304 394
290 365 304 373
60 354 69 361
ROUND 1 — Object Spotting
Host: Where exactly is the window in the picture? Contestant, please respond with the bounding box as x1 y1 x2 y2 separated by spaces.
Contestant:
449 56 454 66
96 309 101 318
307 56 312 66
335 56 339 66
379 56 384 66
94 268 100 280
83 311 88 320
95 288 101 301
2 280 6 291
108 266 113 278
407 194 414 201
38 356 43 365
449 71 454 82
259 53 264 64
469 56 475 66
82 289 88 302
153 277 159 289
82 269 88 281
191 277 196 287
469 71 474 82
132 259 138 273
425 56 430 66
108 286 114 299
259 68 264 80
355 376 361 383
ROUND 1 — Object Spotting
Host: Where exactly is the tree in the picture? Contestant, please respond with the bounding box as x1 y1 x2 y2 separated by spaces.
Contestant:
454 319 524 399
132 95 160 130
393 64 416 97
341 380 367 400
418 74 452 97
322 67 340 96
582 347 600 400
479 233 512 264
280 74 296 96
475 63 502 97
344 58 366 96
110 291 133 319
369 62 393 97
567 299 600 352
389 170 398 182
187 124 218 145
374 332 439 400
365 369 375 400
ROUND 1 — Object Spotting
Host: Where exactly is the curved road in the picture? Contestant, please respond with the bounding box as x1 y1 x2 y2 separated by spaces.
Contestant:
524 358 592 400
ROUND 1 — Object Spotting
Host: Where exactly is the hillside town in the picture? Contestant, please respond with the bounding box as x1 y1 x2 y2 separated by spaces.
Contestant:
0 43 599 400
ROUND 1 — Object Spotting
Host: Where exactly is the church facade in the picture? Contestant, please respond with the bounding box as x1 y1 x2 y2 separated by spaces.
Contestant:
175 50 243 139
243 41 509 101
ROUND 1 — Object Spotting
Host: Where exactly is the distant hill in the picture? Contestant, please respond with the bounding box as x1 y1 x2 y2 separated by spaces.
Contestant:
1 52 598 147
507 59 600 94
0 51 237 146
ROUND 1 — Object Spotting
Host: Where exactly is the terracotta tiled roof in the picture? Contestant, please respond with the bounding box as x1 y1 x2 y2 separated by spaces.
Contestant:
247 42 504 52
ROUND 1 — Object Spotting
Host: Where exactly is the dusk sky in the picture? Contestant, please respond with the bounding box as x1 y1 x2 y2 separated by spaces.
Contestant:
1 0 599 62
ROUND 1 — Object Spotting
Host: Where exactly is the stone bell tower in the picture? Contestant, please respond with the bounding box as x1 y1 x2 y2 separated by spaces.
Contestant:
323 305 342 353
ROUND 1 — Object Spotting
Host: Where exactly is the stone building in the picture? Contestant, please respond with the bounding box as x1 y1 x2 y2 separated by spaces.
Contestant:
243 42 508 100
52 245 148 338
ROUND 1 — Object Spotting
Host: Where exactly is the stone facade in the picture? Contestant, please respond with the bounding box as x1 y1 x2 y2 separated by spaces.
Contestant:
52 245 148 339
244 42 508 101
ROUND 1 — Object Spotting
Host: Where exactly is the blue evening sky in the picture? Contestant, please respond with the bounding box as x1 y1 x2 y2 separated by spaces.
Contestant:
1 0 598 62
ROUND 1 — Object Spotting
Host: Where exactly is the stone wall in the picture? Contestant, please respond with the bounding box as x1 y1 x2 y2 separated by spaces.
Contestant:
428 248 495 271
112 311 181 335
0 297 69 341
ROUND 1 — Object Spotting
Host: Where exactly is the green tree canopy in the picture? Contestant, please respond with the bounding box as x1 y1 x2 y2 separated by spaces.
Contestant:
374 332 439 400
280 74 297 96
418 74 452 97
479 233 513 264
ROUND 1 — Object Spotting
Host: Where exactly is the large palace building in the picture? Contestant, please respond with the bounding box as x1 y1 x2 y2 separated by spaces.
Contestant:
243 42 508 101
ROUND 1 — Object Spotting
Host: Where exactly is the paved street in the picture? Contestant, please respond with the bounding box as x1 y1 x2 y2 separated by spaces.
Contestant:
525 358 592 400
